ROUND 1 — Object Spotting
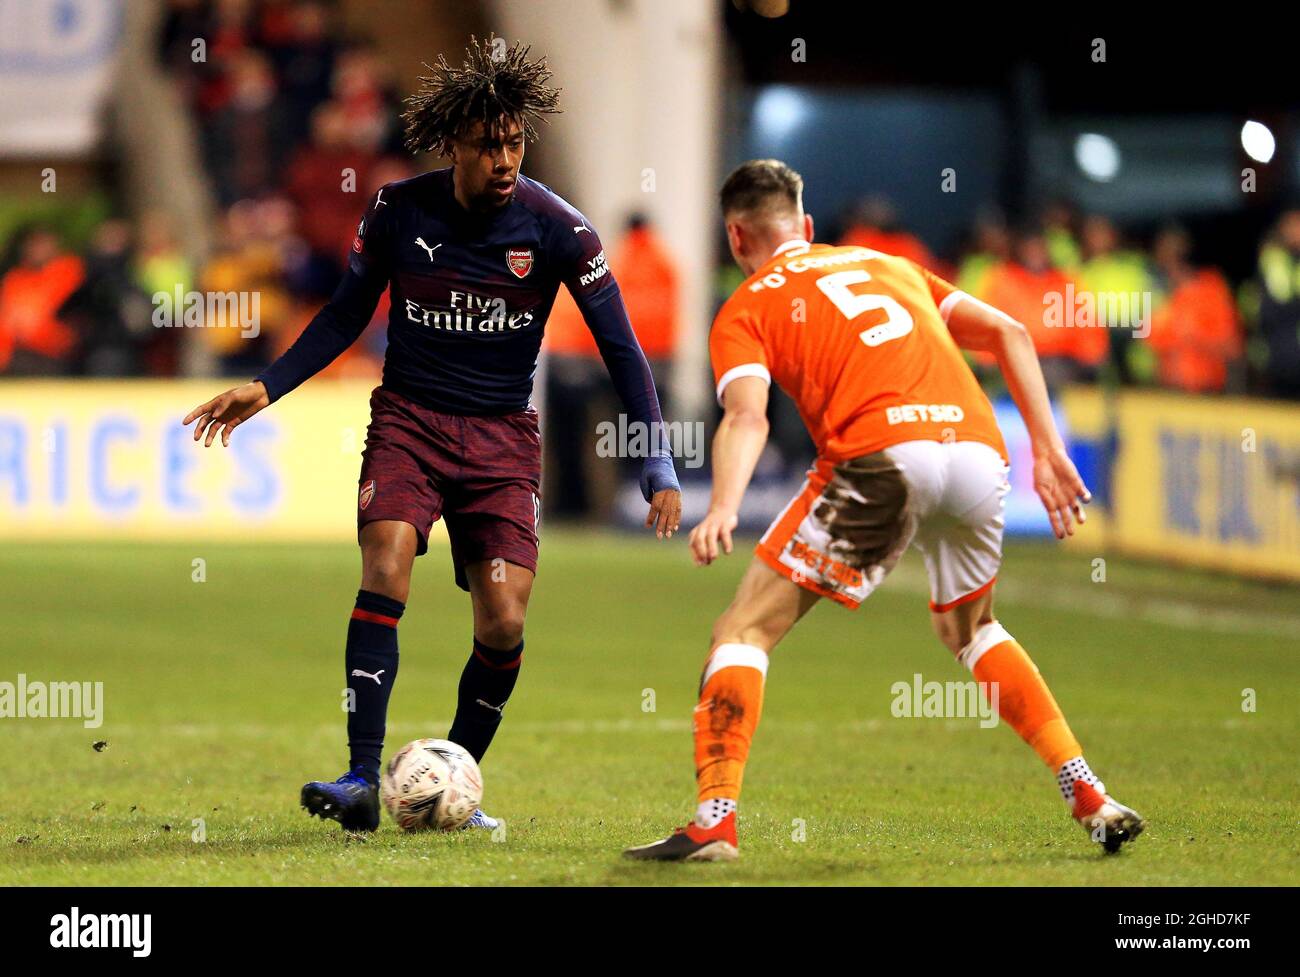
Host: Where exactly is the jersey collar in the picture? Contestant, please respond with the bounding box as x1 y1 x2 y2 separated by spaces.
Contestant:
772 238 811 257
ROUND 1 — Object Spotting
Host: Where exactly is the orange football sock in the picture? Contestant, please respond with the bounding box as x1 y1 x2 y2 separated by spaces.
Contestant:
959 622 1081 770
694 643 769 803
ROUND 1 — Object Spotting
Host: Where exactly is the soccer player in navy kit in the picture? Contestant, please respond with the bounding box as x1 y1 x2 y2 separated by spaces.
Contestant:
183 40 682 831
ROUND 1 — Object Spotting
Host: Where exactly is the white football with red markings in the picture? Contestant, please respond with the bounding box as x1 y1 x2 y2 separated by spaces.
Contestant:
380 738 483 832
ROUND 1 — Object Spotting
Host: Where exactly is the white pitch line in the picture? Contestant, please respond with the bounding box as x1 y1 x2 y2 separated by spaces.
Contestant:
26 715 1274 743
884 561 1298 639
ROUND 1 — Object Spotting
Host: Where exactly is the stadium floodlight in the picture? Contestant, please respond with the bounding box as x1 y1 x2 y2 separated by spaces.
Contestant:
754 86 807 145
1241 120 1276 163
1074 133 1121 182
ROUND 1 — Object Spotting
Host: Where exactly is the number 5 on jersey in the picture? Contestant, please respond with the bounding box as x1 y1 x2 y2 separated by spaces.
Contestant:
815 269 914 347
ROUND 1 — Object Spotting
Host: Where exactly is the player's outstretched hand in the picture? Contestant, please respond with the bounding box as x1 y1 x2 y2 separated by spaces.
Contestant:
645 488 682 540
1033 446 1091 539
183 381 271 447
688 508 739 566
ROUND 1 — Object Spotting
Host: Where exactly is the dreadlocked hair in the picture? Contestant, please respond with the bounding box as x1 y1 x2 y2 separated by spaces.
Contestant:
401 35 561 156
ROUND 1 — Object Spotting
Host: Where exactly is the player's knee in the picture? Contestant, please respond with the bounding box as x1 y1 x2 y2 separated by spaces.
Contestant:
932 616 966 657
931 608 993 657
477 604 527 649
361 550 412 602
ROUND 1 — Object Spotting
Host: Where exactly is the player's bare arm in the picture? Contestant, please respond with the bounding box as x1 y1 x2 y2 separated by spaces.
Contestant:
182 380 271 448
945 295 1091 539
690 375 769 565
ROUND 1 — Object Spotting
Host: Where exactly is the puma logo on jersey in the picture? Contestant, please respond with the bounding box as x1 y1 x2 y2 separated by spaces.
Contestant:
351 668 386 685
414 237 441 261
476 698 505 714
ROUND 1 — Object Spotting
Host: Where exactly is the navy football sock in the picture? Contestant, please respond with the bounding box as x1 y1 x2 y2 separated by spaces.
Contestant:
448 638 523 763
345 589 404 785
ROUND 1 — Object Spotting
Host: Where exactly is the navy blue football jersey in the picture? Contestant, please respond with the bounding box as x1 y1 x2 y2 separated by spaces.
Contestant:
258 167 657 420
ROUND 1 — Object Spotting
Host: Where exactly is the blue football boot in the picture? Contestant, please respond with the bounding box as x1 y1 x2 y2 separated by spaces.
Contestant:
300 768 380 832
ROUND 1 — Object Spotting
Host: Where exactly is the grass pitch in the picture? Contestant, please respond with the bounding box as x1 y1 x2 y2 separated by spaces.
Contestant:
1 531 1296 886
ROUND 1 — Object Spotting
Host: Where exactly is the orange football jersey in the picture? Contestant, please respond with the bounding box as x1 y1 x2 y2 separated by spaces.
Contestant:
710 241 1006 462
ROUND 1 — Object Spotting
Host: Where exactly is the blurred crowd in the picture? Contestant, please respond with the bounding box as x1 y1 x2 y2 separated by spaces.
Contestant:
834 198 1300 400
0 0 413 379
157 0 415 376
1 0 1299 408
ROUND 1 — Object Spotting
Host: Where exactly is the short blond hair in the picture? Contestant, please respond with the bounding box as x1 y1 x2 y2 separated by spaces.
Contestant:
720 159 804 220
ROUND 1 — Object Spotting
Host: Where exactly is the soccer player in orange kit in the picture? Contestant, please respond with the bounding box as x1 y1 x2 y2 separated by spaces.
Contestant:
625 160 1145 862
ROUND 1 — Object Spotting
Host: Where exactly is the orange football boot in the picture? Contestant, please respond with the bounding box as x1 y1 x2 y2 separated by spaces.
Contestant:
1072 780 1146 854
623 811 739 862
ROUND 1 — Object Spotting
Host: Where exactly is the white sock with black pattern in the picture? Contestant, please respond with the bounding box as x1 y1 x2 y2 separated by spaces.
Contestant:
694 798 736 829
1057 756 1104 807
